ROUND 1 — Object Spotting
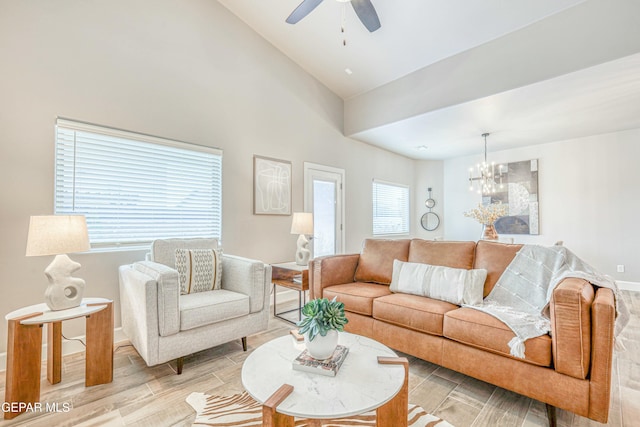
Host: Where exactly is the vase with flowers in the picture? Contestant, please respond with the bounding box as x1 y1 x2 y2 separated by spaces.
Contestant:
464 202 508 241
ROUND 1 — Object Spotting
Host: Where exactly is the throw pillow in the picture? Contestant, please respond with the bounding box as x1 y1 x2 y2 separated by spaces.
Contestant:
390 260 487 305
175 248 222 294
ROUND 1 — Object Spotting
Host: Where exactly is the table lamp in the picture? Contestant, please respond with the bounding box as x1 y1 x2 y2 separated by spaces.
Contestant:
290 212 313 266
25 215 91 311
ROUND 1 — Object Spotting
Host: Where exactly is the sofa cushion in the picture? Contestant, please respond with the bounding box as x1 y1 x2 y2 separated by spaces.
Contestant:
354 239 410 285
323 283 392 316
373 293 458 336
408 240 477 269
473 240 523 296
179 289 249 331
443 307 552 367
390 260 486 305
175 248 222 294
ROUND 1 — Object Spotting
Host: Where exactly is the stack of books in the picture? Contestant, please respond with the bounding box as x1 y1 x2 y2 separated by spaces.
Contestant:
292 345 349 377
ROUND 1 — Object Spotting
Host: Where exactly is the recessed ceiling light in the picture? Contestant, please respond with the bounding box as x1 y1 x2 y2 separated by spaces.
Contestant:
416 145 428 151
344 68 353 75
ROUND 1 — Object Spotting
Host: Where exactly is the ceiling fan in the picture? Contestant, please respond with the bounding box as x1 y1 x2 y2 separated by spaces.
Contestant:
286 0 381 33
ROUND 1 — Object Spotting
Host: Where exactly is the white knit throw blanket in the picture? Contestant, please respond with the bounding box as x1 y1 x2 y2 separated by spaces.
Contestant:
465 244 630 358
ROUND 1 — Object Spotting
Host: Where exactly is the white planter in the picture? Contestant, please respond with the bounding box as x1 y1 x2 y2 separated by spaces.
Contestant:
304 329 339 360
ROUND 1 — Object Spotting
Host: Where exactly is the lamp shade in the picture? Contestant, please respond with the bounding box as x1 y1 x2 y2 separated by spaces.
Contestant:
25 215 90 256
290 212 313 235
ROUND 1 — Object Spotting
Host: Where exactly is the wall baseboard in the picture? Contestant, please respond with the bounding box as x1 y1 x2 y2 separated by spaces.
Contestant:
617 280 640 292
0 327 128 373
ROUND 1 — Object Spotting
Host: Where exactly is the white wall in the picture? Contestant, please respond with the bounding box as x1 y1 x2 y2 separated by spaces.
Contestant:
0 0 414 353
443 128 640 282
413 160 445 240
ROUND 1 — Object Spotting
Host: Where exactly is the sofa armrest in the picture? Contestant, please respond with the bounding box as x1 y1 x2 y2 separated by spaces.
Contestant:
549 277 594 379
588 287 616 423
221 254 271 314
309 254 360 299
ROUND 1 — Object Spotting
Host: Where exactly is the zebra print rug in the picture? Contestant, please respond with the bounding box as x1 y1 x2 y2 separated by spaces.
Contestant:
186 391 454 426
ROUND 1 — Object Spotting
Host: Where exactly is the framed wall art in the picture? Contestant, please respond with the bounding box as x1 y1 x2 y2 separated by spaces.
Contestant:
253 155 292 215
483 159 539 235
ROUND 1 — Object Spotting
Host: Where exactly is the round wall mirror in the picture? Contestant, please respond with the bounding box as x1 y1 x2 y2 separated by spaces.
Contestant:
420 212 440 231
425 198 436 209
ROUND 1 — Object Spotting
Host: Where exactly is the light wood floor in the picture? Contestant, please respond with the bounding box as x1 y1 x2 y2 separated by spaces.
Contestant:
1 290 638 427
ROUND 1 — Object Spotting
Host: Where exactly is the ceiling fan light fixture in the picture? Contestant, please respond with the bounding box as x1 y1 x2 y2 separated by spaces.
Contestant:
286 0 380 33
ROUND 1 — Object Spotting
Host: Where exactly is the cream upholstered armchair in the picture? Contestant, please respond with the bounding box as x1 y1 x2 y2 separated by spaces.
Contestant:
118 238 271 374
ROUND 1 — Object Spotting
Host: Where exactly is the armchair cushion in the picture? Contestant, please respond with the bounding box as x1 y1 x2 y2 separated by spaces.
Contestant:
152 238 219 269
175 248 222 294
179 290 250 331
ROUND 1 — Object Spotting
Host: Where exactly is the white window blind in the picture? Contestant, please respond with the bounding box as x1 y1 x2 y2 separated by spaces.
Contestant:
55 119 222 248
372 180 410 236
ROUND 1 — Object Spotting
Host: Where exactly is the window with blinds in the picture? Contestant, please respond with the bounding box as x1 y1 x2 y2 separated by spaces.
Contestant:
55 119 222 248
372 179 410 236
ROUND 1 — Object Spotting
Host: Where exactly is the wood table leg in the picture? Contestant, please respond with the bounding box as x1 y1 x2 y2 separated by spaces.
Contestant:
376 356 409 427
4 313 43 420
47 321 62 384
262 384 295 427
85 302 113 386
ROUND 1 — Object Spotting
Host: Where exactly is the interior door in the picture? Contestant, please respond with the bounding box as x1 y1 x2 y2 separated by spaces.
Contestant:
304 163 345 258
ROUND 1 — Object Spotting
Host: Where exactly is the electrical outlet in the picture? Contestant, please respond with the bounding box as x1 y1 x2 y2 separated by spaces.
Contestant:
617 265 625 273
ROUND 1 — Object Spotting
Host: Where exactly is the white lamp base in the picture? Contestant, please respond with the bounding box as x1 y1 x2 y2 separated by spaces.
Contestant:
43 254 85 311
295 234 311 266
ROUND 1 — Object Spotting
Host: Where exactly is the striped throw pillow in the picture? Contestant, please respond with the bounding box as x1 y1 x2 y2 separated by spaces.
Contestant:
175 248 222 294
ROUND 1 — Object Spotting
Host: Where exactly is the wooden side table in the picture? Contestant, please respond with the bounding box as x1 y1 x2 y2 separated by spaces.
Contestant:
3 297 114 419
271 262 309 324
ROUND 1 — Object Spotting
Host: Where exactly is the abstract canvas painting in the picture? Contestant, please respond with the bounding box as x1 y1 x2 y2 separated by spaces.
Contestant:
253 155 292 215
483 159 539 235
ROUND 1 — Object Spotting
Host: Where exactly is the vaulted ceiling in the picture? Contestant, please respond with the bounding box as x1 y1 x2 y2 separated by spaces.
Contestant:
218 0 640 159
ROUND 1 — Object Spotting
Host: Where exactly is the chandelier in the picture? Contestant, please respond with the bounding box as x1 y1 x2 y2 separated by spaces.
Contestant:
468 133 506 194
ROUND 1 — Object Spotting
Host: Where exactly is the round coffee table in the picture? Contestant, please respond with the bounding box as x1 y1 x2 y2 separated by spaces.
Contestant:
241 332 407 424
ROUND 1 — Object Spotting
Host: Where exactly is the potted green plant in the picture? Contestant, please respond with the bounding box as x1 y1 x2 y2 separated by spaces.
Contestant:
297 297 348 359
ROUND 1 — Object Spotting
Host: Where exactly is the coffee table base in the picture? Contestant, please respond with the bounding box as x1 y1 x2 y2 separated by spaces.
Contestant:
262 357 408 427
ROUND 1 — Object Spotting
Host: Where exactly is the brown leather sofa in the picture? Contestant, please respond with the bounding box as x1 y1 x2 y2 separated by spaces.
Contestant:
309 239 616 424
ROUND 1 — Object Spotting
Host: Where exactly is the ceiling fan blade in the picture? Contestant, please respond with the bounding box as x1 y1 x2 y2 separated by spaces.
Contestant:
350 0 381 32
286 0 324 24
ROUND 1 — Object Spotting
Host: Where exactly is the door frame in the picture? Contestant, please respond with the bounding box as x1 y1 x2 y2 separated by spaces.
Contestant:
303 162 346 255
